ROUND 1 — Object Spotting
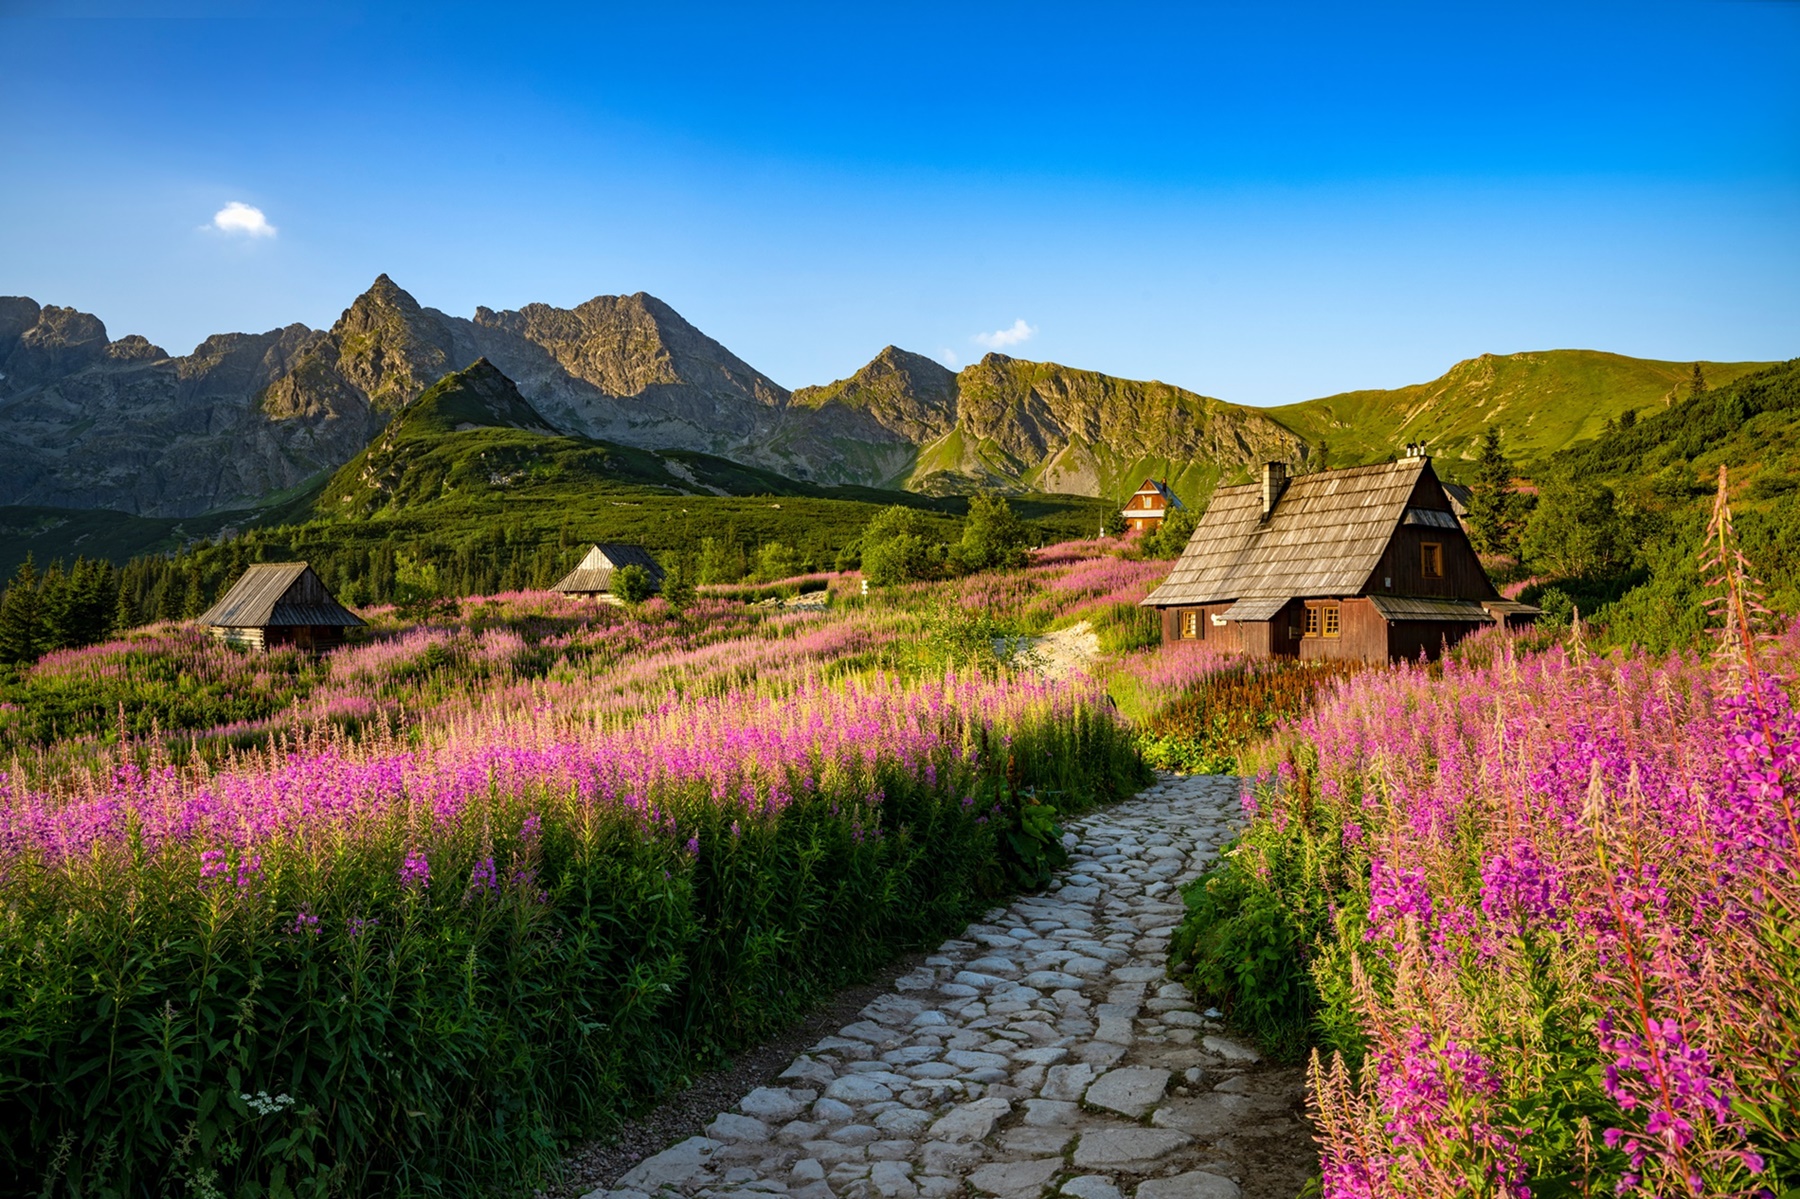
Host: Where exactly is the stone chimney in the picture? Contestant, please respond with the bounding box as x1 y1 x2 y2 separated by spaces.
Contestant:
1260 461 1288 522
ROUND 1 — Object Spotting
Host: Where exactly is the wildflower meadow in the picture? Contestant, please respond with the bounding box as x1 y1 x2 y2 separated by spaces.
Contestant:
3 518 1791 1199
0 548 1187 1196
1169 496 1800 1197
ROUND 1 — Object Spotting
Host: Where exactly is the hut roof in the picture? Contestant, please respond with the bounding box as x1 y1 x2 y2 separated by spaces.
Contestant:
1143 458 1444 608
1126 478 1185 510
550 544 665 594
198 562 364 629
1218 596 1290 621
1367 595 1493 622
1441 481 1473 519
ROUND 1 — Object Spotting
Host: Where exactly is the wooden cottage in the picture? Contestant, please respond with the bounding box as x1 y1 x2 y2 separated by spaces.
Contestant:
550 544 665 599
1120 478 1184 533
1141 451 1537 662
197 562 364 652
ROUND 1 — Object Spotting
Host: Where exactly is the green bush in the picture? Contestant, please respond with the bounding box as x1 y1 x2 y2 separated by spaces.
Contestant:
612 564 655 604
1167 777 1363 1065
951 495 1031 574
1137 503 1198 559
862 507 946 586
980 789 1070 893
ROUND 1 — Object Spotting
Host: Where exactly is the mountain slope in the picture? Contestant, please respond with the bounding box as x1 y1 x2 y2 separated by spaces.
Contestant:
785 349 1307 499
0 279 802 518
312 358 988 522
1266 350 1774 474
3 280 1785 521
0 297 351 515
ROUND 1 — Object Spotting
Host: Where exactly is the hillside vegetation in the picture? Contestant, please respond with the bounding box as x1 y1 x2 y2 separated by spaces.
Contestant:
1516 357 1800 646
1266 350 1772 474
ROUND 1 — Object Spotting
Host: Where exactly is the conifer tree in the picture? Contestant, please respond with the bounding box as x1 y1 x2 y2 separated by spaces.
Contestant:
1467 425 1524 556
0 556 43 665
179 568 205 620
1690 362 1708 398
114 580 139 633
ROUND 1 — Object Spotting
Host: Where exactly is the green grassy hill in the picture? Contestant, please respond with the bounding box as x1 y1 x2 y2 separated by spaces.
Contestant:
1496 358 1800 651
1266 350 1773 477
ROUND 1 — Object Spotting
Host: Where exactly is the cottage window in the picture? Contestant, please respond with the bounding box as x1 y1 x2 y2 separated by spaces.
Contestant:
1303 606 1320 637
1322 603 1341 638
1422 542 1444 578
1181 610 1201 639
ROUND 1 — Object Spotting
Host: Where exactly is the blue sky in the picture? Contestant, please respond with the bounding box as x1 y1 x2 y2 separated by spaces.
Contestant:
1 2 1796 405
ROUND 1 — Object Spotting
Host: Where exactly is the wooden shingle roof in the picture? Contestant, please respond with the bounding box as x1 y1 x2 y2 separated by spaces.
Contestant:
198 562 364 629
1143 459 1435 608
551 544 665 594
1368 595 1492 622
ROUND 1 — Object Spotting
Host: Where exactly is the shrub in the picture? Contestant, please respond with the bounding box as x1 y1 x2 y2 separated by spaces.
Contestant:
862 506 945 586
952 494 1031 574
1137 659 1359 773
1137 503 1198 560
1168 814 1351 1065
612 564 655 604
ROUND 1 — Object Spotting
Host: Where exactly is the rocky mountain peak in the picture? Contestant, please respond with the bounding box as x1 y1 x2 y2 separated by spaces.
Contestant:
0 297 44 347
319 275 457 411
1 300 112 390
107 334 168 362
22 304 108 351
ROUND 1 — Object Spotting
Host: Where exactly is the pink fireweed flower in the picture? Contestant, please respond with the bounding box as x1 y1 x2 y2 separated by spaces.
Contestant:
398 850 431 892
467 855 498 895
1598 1013 1753 1187
1366 858 1433 948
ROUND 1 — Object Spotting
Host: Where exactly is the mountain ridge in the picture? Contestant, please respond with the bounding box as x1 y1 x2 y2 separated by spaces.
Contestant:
1268 349 1774 474
0 280 1779 521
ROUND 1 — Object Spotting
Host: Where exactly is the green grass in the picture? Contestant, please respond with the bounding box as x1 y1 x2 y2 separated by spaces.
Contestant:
1264 350 1774 476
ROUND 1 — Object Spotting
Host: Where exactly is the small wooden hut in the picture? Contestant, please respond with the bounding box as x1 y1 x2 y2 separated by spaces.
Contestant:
197 562 364 652
1119 478 1183 533
1141 450 1536 662
550 544 665 600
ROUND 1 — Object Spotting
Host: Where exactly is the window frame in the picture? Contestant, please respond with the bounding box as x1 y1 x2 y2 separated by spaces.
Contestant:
1181 609 1201 640
1322 602 1341 638
1303 605 1320 637
1421 541 1444 579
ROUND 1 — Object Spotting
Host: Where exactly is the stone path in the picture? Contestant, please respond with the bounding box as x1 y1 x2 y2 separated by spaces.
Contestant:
584 774 1314 1199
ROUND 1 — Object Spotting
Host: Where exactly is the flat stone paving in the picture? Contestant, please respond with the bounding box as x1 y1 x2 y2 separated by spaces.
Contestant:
585 773 1313 1199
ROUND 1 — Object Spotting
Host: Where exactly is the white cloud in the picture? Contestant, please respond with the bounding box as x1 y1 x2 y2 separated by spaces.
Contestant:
210 201 276 238
938 348 960 367
972 318 1036 350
